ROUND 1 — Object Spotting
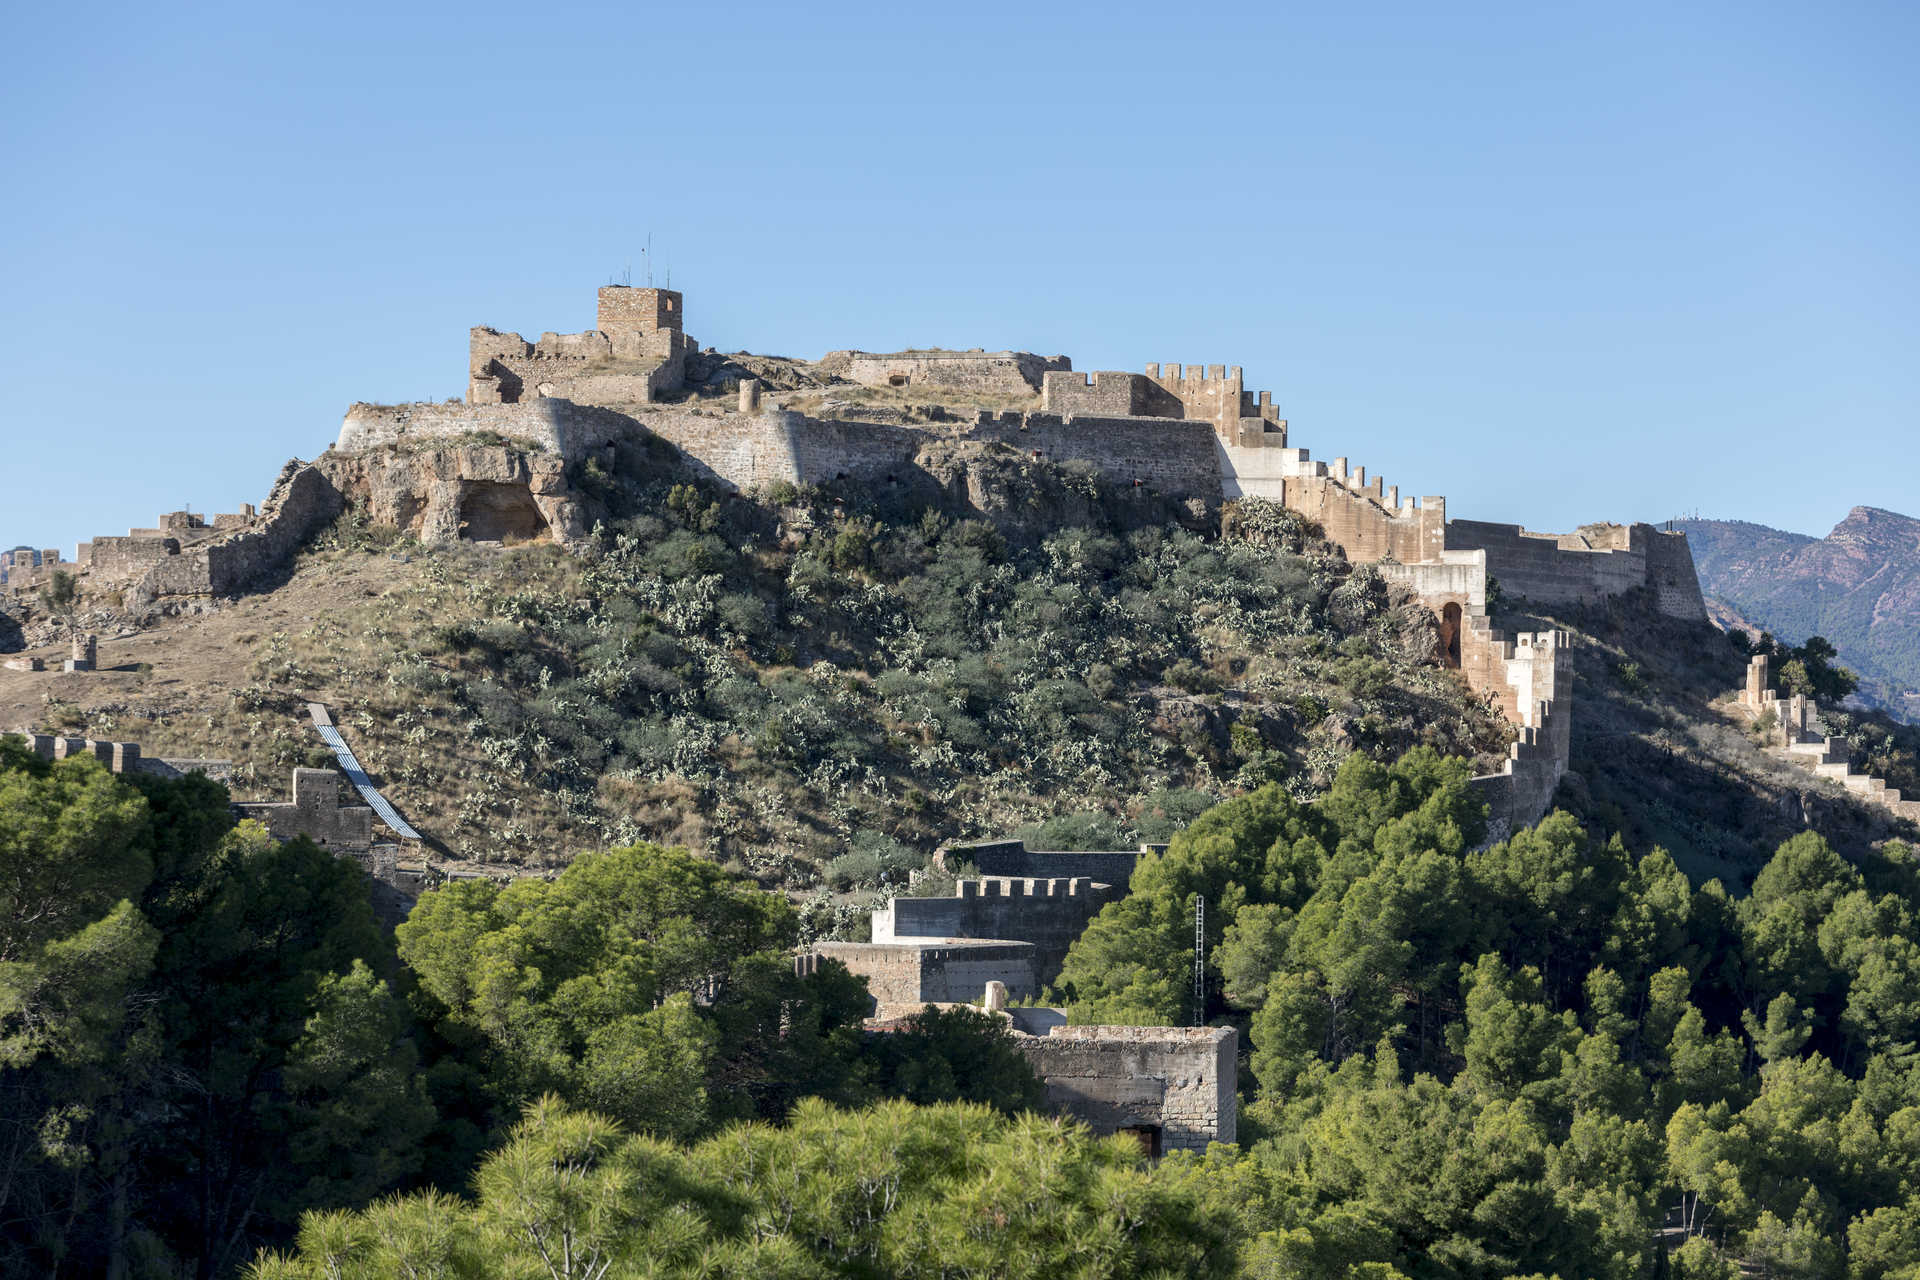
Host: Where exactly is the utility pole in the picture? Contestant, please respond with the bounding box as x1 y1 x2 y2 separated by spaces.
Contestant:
1193 894 1206 1026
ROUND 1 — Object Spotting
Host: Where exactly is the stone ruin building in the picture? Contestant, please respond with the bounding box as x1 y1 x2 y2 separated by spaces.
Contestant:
803 840 1234 1154
0 731 415 887
1740 654 1920 824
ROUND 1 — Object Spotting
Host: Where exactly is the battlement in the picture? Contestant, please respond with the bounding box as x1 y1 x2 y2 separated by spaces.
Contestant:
955 875 1101 899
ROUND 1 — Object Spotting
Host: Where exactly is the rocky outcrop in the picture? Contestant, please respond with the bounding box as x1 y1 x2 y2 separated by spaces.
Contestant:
317 443 593 546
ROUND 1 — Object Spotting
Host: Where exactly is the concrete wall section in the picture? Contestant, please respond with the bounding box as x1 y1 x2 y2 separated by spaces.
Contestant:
940 839 1141 888
1015 1025 1236 1151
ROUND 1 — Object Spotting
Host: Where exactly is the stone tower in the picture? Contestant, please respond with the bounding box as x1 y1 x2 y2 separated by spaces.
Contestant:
596 286 683 337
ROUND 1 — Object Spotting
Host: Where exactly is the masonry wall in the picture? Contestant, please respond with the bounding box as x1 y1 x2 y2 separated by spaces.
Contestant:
1445 520 1707 621
809 940 1038 1005
128 461 344 604
969 412 1223 498
233 767 374 850
1284 473 1445 564
1014 1025 1237 1151
1041 371 1185 419
336 399 645 457
873 876 1123 988
843 351 1068 394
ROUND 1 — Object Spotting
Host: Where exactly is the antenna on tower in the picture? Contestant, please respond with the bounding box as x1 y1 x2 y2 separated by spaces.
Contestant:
1193 894 1206 1027
645 232 653 286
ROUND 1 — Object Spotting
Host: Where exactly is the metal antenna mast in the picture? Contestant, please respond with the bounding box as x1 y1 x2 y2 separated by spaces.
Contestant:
1193 895 1206 1026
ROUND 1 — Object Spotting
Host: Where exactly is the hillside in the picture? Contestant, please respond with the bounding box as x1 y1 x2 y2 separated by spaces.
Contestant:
0 444 1510 889
1678 507 1920 721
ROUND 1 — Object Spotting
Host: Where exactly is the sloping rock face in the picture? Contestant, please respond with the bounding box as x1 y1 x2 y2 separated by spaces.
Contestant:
317 445 593 546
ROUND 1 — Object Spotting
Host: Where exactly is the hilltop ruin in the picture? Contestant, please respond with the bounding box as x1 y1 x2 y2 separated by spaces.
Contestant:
13 283 1712 837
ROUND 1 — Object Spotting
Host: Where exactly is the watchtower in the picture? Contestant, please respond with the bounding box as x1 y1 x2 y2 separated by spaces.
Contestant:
596 286 682 337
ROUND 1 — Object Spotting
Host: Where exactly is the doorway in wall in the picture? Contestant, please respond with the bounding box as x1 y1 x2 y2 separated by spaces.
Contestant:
1439 602 1463 669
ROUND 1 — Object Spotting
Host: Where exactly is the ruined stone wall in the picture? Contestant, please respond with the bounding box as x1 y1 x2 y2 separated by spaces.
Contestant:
872 876 1122 988
336 399 644 457
4 732 233 782
233 767 374 850
1014 1025 1236 1151
842 350 1069 394
86 535 182 582
128 462 343 604
808 940 1038 1006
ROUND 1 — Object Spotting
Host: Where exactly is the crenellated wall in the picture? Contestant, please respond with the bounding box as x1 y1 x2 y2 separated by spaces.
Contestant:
872 874 1124 988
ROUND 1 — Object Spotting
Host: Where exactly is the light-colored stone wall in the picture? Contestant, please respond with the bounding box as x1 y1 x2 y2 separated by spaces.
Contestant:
1014 1024 1236 1151
1446 519 1707 622
841 350 1069 394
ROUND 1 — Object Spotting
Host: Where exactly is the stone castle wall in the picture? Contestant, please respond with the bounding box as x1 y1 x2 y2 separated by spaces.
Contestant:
128 461 343 605
842 350 1069 394
807 940 1038 1006
1446 519 1707 622
335 399 643 456
1014 1025 1236 1152
872 875 1123 988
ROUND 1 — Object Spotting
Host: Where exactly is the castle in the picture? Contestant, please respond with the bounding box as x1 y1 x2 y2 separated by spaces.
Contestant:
26 284 1711 838
321 285 1710 838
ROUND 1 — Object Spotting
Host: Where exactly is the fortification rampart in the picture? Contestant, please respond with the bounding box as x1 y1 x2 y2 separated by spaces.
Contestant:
1446 519 1706 622
936 839 1143 887
126 461 343 606
1738 656 1920 824
336 399 645 457
872 874 1122 988
842 350 1069 394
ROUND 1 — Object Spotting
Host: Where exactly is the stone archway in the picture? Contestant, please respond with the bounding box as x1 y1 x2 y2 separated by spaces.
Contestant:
1438 602 1463 669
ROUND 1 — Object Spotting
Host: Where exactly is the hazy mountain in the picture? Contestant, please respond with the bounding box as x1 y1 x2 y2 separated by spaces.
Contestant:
1677 507 1920 721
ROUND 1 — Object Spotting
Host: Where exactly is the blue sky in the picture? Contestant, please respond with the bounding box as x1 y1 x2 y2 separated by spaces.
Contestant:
3 1 1915 555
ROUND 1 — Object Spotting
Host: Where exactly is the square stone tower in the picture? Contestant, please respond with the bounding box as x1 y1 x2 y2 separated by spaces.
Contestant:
597 286 682 336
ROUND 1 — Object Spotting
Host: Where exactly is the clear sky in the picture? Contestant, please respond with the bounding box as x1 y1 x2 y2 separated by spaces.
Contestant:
3 0 1915 556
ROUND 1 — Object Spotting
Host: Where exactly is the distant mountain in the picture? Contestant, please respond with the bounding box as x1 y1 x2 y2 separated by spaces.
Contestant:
1676 507 1920 722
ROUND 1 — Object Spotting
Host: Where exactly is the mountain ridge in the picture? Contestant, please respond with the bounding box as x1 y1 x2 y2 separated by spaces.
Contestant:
1677 505 1920 721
